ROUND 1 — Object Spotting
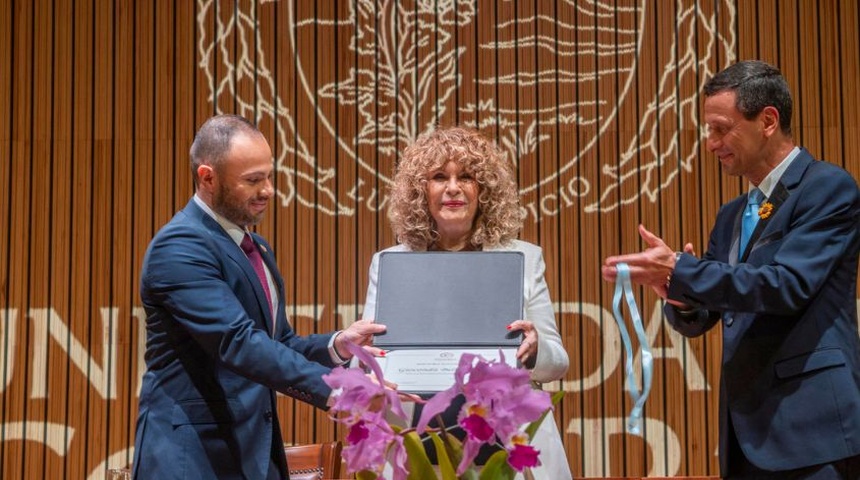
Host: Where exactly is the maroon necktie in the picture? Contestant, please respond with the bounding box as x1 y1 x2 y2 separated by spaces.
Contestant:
240 233 274 317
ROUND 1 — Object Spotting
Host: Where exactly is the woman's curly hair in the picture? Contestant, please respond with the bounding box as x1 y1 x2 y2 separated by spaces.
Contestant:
388 126 523 250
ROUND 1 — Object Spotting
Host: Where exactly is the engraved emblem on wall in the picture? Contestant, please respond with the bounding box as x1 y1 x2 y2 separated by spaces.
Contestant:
197 0 736 221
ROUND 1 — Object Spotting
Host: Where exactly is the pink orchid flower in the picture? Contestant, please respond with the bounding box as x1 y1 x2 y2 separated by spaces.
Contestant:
322 342 410 479
340 415 408 478
416 351 551 474
507 442 541 471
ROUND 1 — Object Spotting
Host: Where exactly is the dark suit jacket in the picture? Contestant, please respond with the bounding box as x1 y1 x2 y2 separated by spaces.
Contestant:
133 199 339 479
665 149 860 475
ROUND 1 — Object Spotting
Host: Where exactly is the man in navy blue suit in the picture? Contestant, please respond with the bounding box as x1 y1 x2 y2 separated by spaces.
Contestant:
603 60 860 478
132 114 385 479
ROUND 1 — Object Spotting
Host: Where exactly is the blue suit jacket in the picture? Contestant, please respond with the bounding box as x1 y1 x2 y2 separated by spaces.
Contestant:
133 200 338 479
665 150 860 474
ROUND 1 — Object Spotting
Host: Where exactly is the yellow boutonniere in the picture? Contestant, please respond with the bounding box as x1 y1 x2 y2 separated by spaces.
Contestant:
758 202 774 219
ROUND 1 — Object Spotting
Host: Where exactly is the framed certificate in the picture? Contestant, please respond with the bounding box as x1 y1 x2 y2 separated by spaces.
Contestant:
373 251 524 393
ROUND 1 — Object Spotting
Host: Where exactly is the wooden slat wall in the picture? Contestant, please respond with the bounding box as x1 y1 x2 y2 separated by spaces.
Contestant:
1 1 858 478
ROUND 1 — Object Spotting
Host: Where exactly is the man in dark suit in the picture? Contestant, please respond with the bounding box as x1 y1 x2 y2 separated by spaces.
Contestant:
602 60 860 478
132 114 385 479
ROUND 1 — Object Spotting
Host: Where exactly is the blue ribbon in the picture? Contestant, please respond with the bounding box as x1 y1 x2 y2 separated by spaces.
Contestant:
612 263 653 434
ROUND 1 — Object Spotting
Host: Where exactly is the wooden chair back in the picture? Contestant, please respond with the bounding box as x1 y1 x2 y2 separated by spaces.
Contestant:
284 441 343 480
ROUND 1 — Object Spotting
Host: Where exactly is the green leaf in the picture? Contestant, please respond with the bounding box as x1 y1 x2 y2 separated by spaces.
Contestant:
431 420 481 480
459 468 480 480
478 450 515 480
356 470 379 480
437 427 464 467
428 432 458 480
403 431 438 480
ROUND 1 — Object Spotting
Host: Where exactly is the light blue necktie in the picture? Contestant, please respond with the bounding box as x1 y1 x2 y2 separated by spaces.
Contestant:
612 263 653 434
739 189 763 259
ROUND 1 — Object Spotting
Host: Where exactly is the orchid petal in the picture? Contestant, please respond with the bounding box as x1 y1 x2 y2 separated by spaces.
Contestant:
416 385 458 433
507 443 540 471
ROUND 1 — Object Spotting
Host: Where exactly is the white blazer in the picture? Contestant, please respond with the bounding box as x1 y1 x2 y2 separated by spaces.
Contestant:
362 239 571 479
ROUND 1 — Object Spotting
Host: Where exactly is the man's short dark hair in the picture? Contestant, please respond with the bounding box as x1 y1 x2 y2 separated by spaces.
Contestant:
189 114 261 186
704 60 793 135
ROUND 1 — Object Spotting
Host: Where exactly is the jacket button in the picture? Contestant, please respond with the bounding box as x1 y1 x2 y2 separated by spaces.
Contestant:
264 410 273 422
725 316 734 327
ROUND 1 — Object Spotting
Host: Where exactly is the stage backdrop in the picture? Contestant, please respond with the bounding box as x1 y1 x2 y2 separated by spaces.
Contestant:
2 0 859 478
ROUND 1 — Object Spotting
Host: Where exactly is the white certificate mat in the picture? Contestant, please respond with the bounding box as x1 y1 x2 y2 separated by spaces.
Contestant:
377 348 518 393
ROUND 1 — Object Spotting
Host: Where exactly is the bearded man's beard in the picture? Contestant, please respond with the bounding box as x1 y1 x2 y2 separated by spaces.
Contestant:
213 183 264 227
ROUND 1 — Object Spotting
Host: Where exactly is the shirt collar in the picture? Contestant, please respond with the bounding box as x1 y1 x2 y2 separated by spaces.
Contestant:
750 146 800 198
193 194 247 246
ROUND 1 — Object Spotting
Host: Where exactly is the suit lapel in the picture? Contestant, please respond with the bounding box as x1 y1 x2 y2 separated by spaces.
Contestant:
740 185 784 261
188 201 276 336
739 150 814 261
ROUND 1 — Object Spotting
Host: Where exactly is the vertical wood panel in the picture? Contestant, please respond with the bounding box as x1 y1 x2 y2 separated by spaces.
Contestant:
68 0 95 477
797 0 823 156
331 0 355 445
48 0 75 477
29 0 53 477
0 6 12 471
292 0 317 445
6 0 33 477
111 0 137 470
0 0 13 477
312 0 338 442
841 2 860 165
276 0 301 445
174 1 195 212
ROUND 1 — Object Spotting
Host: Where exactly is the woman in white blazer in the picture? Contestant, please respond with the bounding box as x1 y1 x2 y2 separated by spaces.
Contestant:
363 126 571 480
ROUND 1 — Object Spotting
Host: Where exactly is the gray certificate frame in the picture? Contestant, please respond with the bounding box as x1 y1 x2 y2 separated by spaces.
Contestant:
373 251 524 348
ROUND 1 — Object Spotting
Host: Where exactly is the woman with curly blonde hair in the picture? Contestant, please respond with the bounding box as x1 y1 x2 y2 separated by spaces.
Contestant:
387 126 523 251
362 126 571 480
